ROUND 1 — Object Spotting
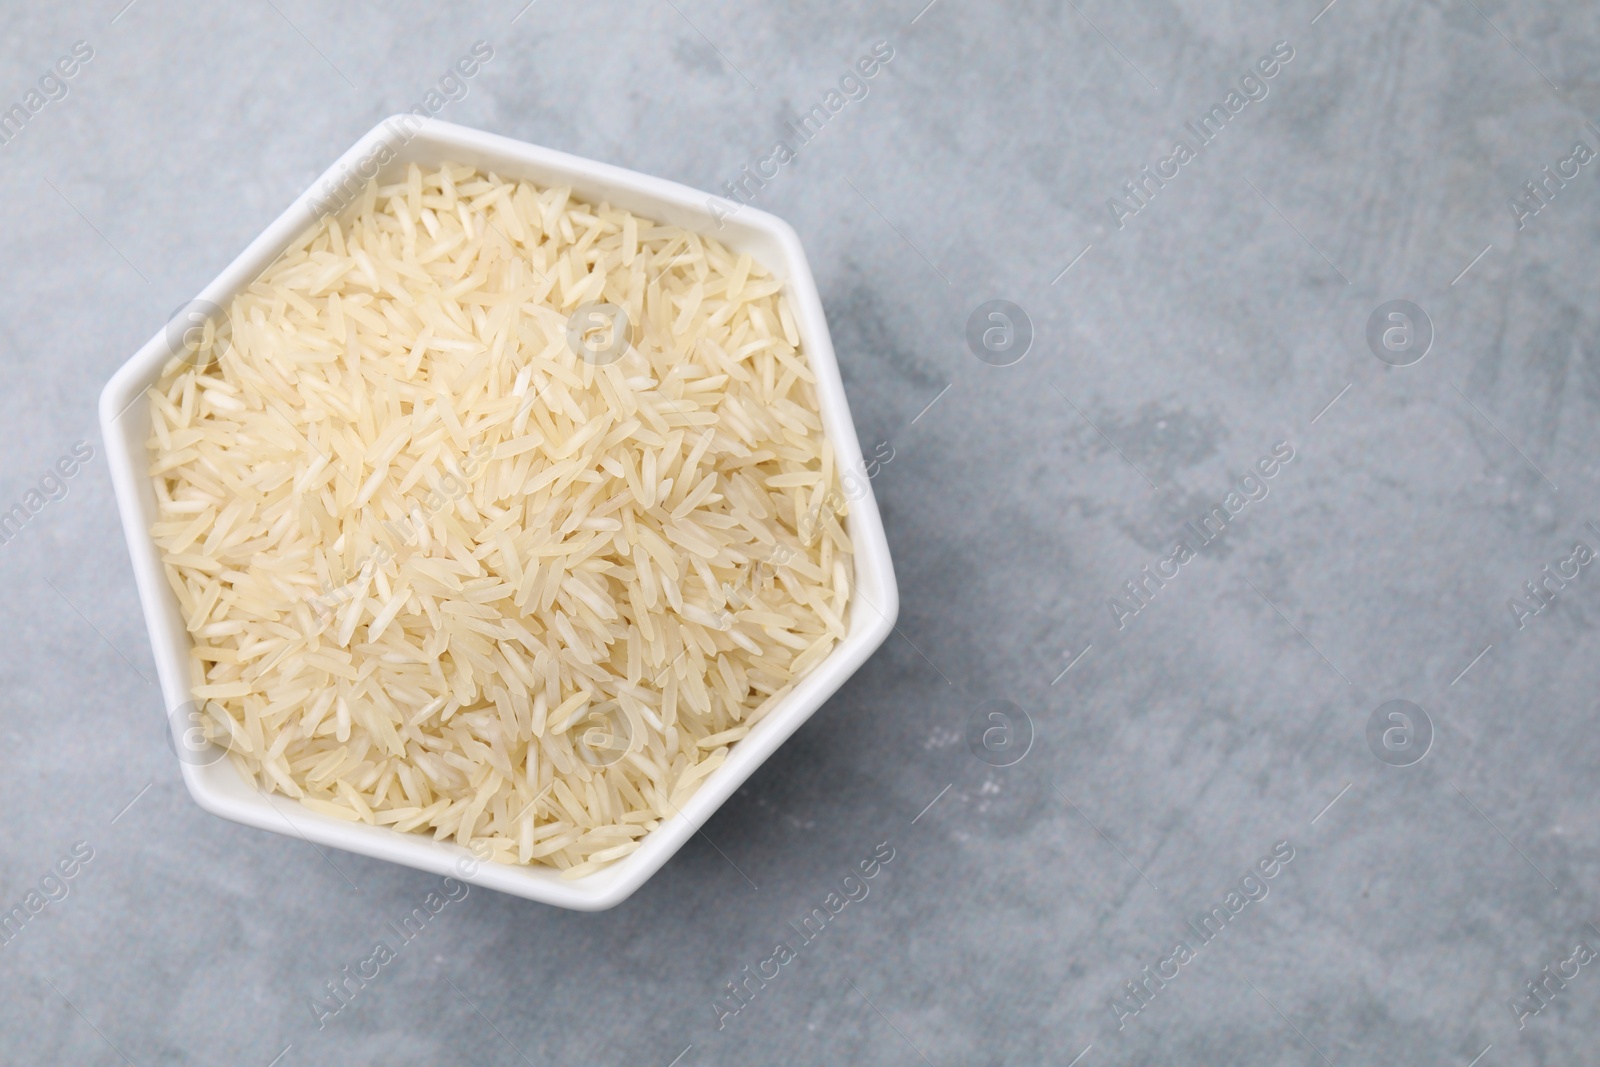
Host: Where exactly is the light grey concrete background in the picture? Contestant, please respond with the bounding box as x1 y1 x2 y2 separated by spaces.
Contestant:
1 0 1598 1063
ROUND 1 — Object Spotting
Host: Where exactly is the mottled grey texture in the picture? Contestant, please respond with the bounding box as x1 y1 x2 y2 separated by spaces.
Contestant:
1 0 1598 1063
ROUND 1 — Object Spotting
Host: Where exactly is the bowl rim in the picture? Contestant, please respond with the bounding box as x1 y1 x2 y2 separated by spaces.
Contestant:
97 115 898 910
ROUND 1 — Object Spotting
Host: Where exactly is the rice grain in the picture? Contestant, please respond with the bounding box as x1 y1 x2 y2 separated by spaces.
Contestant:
147 163 851 874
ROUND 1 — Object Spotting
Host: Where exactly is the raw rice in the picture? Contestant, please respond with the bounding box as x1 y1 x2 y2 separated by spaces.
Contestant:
146 163 851 876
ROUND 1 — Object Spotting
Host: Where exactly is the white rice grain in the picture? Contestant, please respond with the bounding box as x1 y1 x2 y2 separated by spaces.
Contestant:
147 163 851 874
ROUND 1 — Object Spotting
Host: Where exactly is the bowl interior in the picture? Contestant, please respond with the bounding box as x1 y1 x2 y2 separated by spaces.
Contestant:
100 117 896 909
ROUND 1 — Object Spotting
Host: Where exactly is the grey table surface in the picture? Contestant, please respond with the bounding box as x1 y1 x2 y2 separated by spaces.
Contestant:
3 0 1598 1064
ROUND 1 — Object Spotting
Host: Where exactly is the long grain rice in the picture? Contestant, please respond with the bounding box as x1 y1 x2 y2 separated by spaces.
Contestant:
146 163 851 876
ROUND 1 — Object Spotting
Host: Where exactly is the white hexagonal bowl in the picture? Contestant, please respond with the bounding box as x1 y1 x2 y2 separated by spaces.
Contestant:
98 117 897 910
